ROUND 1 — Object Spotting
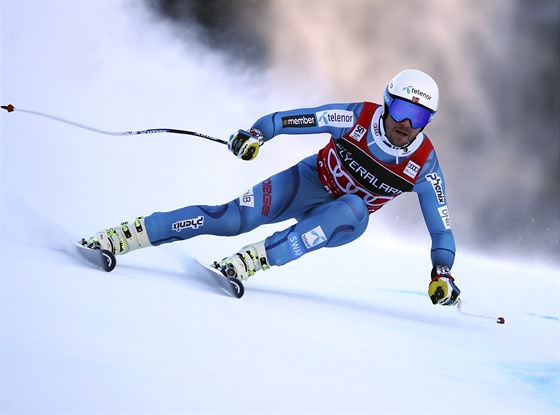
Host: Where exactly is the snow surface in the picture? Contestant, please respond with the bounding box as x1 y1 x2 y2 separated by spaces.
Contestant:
1 2 558 414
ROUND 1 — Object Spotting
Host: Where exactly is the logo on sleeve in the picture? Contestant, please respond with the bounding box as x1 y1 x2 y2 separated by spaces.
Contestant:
426 173 445 204
437 206 451 229
282 114 317 128
316 110 354 127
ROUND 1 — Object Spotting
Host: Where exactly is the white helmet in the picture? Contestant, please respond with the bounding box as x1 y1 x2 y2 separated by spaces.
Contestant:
383 69 439 127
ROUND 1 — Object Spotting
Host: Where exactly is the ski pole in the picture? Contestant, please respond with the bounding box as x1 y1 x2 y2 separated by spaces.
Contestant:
456 298 505 324
1 104 228 145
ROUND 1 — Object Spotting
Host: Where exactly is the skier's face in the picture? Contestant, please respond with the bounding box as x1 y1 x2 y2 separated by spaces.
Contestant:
384 115 422 147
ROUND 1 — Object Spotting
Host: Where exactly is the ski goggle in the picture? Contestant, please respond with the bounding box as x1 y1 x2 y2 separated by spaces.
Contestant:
388 97 435 129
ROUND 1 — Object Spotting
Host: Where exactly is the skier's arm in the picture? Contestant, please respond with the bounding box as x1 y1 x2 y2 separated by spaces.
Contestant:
227 103 361 160
250 102 363 142
414 151 460 306
414 151 456 268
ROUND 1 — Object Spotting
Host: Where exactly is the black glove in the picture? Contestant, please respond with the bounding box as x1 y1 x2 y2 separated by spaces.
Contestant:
428 265 460 306
228 129 263 161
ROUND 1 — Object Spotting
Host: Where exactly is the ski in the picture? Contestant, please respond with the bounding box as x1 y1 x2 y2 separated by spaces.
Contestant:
74 240 243 298
196 260 245 298
75 240 116 272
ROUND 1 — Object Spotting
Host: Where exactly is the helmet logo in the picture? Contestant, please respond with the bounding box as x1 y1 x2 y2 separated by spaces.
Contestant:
402 85 432 101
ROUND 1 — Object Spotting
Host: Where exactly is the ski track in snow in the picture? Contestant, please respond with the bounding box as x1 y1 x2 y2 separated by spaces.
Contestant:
2 2 559 414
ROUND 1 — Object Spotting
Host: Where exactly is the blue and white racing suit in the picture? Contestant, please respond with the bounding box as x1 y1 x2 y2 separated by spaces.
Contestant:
144 102 456 269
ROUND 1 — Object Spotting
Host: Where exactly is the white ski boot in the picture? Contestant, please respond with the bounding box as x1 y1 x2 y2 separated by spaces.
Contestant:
216 240 270 280
85 216 152 255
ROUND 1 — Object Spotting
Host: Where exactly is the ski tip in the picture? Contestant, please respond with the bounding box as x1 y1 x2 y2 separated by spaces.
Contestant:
227 277 245 298
75 240 117 272
212 261 244 298
100 249 117 272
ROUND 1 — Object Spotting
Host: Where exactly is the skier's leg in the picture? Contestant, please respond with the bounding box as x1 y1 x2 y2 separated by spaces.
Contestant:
85 156 329 257
264 193 369 266
216 193 369 279
85 197 268 256
144 158 326 244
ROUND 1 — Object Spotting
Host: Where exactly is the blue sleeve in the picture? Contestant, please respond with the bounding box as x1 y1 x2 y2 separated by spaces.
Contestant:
413 149 456 269
250 102 364 142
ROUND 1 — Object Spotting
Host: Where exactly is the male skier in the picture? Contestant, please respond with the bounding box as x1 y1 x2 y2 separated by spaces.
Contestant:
84 69 461 306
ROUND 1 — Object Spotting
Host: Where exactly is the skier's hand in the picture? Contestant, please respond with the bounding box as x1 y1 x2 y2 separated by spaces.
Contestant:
228 129 263 161
428 265 460 306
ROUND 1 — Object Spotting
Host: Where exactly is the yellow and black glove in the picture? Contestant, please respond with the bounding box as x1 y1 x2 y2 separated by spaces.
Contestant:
428 265 461 306
228 129 264 161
